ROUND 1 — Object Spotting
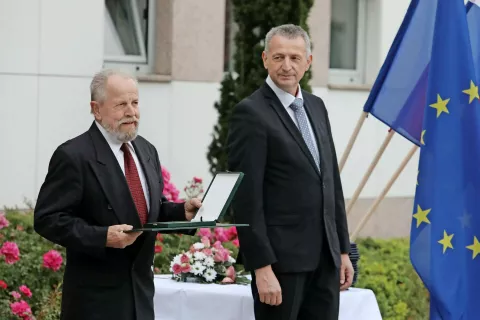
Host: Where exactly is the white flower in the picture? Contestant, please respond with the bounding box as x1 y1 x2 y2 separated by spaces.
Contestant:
194 251 206 261
193 242 205 250
228 256 236 264
204 256 215 268
172 254 182 265
191 262 206 275
203 268 217 282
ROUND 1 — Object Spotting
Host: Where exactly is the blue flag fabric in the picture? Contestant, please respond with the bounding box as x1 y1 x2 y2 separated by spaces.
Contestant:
363 0 480 146
410 0 480 319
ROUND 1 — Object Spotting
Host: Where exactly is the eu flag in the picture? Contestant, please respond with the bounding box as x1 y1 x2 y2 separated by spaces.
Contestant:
410 0 480 319
363 0 480 146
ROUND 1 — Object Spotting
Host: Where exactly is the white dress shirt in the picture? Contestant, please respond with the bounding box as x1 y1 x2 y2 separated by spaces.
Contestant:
265 76 319 156
95 121 151 212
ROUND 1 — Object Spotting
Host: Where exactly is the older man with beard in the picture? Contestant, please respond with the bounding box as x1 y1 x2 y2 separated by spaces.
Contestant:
34 69 202 320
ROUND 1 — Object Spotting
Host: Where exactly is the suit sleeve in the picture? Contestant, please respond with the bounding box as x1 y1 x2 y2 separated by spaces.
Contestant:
324 108 350 254
227 102 277 270
34 146 108 260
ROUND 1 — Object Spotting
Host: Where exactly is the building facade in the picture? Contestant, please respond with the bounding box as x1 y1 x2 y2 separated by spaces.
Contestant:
0 0 417 237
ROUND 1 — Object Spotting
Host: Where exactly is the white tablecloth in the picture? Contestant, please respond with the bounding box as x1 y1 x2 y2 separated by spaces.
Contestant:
153 275 382 320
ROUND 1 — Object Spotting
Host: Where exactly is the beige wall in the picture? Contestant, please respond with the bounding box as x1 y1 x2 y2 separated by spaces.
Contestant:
347 197 414 239
152 0 226 82
308 0 331 87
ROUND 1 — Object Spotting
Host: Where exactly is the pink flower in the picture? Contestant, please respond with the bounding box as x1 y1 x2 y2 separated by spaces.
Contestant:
19 285 32 298
161 166 171 181
226 266 236 281
193 177 203 183
0 242 20 264
0 280 7 289
42 250 63 271
181 263 191 273
180 254 190 264
156 233 164 242
232 238 239 247
0 213 9 229
11 291 21 299
213 241 223 250
10 300 32 318
221 277 234 284
203 248 213 256
172 264 182 274
214 228 229 242
226 227 237 240
197 228 212 238
214 248 230 263
154 245 163 253
201 236 211 248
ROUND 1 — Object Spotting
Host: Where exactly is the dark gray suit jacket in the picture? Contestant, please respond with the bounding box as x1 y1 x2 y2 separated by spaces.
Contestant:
227 82 350 273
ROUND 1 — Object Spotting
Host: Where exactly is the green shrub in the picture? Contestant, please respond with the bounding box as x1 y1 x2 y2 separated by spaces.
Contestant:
0 210 65 320
355 237 429 320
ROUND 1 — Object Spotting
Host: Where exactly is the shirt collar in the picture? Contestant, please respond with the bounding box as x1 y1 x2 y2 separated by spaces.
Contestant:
266 75 303 109
95 121 134 154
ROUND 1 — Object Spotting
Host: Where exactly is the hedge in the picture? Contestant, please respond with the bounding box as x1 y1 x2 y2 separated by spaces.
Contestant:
0 209 428 319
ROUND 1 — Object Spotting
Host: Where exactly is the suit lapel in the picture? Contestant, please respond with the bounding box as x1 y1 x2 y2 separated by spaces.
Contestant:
132 140 161 223
87 122 142 228
262 84 321 178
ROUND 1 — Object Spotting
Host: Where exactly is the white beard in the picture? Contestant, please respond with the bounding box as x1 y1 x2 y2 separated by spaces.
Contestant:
101 119 139 143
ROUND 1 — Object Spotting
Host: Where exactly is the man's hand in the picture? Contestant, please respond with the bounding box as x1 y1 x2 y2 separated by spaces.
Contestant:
106 225 142 249
340 253 354 291
184 198 202 221
255 265 282 306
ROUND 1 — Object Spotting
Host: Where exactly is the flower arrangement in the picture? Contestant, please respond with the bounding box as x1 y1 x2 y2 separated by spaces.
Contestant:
169 236 249 285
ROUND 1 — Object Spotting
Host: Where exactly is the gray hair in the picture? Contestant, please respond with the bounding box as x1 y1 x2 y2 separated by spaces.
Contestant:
90 69 138 103
264 24 312 56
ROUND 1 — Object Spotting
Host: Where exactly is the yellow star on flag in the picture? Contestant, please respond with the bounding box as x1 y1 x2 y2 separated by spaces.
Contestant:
413 205 431 228
438 230 454 254
466 236 480 259
429 94 450 118
462 80 479 104
421 130 426 145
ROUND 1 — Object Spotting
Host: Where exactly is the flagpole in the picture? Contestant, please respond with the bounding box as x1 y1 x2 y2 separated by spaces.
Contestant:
339 111 368 173
346 129 395 216
349 144 418 241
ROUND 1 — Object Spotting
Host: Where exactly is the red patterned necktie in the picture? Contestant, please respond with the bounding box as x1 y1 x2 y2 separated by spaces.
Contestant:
121 143 148 225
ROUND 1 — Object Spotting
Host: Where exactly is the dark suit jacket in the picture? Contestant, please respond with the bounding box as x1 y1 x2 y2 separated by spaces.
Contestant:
227 82 350 274
34 122 187 320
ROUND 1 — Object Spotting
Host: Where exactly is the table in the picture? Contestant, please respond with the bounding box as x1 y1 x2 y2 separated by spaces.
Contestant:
153 275 382 320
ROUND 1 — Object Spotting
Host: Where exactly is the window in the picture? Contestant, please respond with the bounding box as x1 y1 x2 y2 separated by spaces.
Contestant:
103 0 155 74
329 0 367 85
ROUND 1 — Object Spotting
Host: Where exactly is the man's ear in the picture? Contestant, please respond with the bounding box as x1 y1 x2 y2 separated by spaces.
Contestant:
90 101 101 120
306 54 313 71
262 51 268 69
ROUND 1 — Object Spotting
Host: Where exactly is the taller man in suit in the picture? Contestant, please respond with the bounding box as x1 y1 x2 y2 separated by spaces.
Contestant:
227 24 354 320
34 69 201 320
